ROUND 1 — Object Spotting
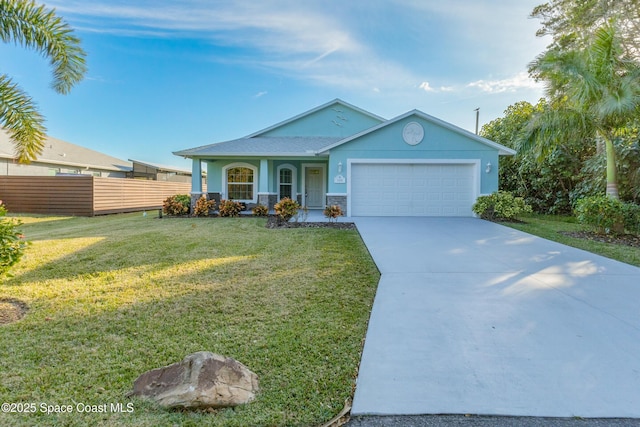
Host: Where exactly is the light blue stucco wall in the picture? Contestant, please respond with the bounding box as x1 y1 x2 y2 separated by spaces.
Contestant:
260 104 382 138
326 116 500 195
205 158 328 199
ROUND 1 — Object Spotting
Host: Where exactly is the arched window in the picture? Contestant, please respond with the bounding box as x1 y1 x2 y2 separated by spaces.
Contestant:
224 163 257 202
277 164 297 201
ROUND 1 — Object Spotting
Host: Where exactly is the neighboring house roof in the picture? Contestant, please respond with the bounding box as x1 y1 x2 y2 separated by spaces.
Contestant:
318 109 517 156
246 98 386 137
174 136 340 158
0 128 132 172
129 159 194 175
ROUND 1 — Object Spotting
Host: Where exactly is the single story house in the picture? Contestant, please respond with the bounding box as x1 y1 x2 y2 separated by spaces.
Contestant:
129 159 197 183
0 128 131 177
174 99 515 217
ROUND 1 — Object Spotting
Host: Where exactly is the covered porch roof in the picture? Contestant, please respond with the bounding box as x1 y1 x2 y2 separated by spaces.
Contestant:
173 136 339 158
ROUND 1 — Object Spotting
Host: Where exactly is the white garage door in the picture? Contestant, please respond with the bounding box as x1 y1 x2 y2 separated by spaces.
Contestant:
350 163 476 216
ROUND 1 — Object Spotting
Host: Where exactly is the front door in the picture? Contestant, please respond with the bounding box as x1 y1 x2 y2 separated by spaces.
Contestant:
305 167 324 208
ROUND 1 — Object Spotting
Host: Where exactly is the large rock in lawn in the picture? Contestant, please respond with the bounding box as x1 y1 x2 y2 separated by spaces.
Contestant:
130 351 259 409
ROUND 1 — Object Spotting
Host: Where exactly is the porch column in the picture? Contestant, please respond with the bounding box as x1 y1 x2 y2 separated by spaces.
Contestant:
259 159 269 193
191 159 202 194
258 159 276 208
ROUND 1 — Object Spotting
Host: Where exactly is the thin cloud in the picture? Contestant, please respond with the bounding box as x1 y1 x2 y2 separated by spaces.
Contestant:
419 81 436 92
47 1 546 97
466 72 542 93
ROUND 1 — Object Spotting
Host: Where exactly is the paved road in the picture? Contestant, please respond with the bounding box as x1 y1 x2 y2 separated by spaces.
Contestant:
350 217 640 420
347 414 640 427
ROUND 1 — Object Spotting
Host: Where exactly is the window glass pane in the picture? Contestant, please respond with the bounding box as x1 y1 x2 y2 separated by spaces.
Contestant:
279 168 292 184
227 167 254 200
228 167 253 183
228 184 253 200
279 184 292 199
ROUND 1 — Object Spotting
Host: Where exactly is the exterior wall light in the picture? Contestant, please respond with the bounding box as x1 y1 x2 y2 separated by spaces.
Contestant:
485 162 492 174
337 161 343 173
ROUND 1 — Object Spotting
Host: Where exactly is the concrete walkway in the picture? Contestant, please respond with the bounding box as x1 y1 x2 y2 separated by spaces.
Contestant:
351 217 640 418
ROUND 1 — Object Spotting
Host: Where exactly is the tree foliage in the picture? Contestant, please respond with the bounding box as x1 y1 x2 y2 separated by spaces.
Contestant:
0 0 86 163
531 0 640 59
527 21 640 199
481 100 595 214
482 2 640 212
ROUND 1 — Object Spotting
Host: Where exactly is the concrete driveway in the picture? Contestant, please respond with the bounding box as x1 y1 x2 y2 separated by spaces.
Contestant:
351 217 640 418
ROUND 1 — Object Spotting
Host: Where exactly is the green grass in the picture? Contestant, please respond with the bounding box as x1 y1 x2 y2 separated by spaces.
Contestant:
501 214 640 267
0 213 380 427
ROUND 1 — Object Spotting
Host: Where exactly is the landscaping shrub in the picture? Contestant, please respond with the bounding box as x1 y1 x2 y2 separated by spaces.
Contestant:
274 197 300 223
0 201 28 277
252 204 269 217
622 202 640 235
575 195 640 235
473 191 533 221
162 194 190 216
193 195 216 217
323 205 343 222
218 199 243 217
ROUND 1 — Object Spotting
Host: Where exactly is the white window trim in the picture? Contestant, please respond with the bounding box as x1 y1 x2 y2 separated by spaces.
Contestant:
276 163 297 201
222 162 258 203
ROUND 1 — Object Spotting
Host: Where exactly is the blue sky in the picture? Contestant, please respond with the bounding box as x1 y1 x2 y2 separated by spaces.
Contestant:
1 0 550 168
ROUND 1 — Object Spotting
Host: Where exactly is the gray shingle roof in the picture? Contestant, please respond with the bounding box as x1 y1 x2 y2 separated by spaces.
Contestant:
174 136 340 157
0 128 132 171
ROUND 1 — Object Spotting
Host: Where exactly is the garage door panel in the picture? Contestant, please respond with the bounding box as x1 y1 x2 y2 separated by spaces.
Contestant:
351 163 475 217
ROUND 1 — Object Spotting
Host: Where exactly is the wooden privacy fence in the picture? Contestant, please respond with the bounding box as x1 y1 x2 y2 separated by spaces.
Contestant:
0 176 196 216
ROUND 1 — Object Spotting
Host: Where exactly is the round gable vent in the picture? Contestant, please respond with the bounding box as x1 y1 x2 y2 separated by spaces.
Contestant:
402 122 424 145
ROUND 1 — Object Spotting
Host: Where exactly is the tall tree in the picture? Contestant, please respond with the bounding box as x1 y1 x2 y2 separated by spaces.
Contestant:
527 22 640 198
532 0 640 59
0 0 86 163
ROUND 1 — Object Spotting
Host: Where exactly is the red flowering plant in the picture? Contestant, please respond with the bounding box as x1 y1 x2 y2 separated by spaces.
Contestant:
323 205 344 222
218 199 243 217
193 195 216 217
274 197 300 224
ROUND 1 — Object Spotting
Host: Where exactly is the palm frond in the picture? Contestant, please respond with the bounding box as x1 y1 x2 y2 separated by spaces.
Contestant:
0 0 87 94
519 101 592 161
0 74 46 163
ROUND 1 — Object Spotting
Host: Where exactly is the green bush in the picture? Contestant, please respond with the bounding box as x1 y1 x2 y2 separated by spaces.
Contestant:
274 197 300 223
622 202 640 235
218 199 243 217
323 205 343 222
162 194 190 216
252 204 269 217
473 191 532 220
0 202 28 277
575 195 639 235
193 195 216 217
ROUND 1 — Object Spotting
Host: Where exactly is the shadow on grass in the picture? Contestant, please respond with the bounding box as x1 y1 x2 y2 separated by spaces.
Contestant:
0 226 379 427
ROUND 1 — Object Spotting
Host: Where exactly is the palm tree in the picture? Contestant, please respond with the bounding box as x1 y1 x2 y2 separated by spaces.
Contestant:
526 22 640 199
0 0 86 163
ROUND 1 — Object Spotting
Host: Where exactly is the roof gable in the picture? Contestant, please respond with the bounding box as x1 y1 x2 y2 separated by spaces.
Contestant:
319 110 516 155
249 99 385 139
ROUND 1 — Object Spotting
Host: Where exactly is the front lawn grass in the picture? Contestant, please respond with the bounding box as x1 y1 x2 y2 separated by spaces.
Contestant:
501 214 640 267
0 213 380 427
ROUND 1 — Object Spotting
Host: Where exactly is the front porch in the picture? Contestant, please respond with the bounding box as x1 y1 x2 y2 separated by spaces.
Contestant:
189 158 346 213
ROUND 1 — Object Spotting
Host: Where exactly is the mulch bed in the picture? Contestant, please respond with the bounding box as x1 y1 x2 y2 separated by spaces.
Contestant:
558 230 640 248
161 213 356 229
0 298 28 325
265 216 356 230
